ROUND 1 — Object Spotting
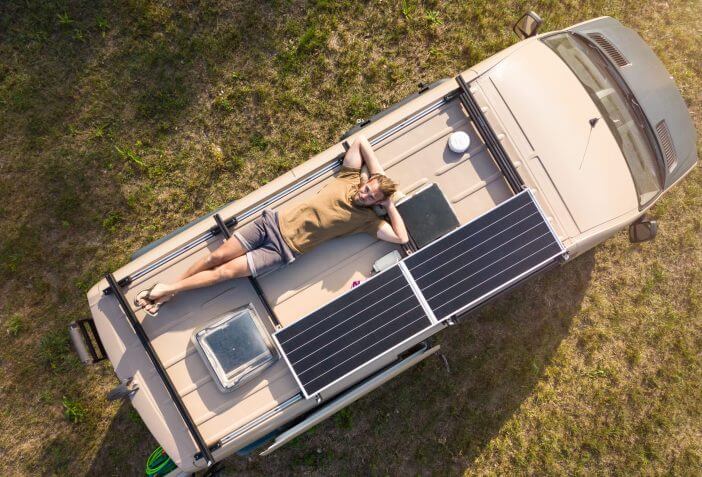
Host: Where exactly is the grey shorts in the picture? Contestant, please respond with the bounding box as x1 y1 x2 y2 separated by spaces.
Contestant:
233 210 296 277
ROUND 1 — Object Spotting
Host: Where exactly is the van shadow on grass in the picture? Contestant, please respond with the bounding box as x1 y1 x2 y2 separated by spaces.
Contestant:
220 251 596 475
84 400 158 476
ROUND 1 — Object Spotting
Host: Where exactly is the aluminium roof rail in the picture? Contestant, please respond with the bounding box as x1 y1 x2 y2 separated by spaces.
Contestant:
455 74 526 194
106 90 461 291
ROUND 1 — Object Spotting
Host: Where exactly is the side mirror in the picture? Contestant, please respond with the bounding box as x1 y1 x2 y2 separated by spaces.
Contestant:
629 216 658 243
513 11 543 39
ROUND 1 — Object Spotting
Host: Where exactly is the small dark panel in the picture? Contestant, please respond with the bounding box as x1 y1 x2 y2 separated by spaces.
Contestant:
405 191 562 319
275 266 431 397
396 184 460 248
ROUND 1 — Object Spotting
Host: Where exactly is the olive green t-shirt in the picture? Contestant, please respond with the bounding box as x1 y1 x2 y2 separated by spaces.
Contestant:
278 167 383 254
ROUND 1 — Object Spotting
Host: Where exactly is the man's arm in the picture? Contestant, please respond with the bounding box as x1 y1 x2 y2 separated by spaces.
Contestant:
357 135 384 175
376 200 409 244
343 135 384 175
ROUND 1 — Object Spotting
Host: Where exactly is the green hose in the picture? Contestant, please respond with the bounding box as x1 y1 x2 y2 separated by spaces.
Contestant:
145 446 176 476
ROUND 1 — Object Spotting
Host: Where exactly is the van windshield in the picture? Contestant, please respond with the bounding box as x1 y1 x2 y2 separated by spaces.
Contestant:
543 33 662 208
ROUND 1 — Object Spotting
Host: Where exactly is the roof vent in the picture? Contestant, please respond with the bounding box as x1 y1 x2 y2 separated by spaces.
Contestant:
655 120 678 172
587 33 631 67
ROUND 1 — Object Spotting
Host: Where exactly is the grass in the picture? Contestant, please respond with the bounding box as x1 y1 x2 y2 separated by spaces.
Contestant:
0 0 700 475
62 396 86 424
6 313 23 336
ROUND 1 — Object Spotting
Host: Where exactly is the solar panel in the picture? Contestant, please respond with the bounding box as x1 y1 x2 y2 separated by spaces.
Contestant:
275 189 564 399
274 265 433 398
404 190 564 319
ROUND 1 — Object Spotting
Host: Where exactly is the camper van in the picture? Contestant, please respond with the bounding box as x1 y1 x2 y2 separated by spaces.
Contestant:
72 15 697 475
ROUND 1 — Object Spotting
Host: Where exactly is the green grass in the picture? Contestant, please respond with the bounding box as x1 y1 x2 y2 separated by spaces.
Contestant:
62 396 86 424
0 0 700 475
39 330 80 372
5 314 23 336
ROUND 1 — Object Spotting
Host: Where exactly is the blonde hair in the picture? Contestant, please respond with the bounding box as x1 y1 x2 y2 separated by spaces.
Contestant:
369 173 397 199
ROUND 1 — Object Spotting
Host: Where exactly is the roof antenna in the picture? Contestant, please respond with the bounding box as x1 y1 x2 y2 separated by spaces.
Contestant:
579 117 600 170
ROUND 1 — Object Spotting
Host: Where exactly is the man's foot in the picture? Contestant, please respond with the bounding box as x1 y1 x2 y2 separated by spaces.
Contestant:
134 283 175 317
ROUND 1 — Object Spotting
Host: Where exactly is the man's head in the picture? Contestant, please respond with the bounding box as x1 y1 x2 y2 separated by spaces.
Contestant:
353 174 397 207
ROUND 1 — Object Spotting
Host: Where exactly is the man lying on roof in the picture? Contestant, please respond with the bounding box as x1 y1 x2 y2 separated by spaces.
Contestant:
136 135 409 316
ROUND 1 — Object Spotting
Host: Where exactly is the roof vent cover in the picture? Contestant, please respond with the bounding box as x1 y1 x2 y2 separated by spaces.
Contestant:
587 33 631 67
656 120 678 172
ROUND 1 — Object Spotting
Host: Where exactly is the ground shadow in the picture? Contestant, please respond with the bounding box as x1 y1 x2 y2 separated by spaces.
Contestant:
85 400 158 476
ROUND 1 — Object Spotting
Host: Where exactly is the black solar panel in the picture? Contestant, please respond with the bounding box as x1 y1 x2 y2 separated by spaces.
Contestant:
274 266 432 398
404 190 563 319
275 190 563 398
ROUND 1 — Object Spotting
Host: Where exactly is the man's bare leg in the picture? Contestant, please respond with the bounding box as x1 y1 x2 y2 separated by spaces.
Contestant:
142 255 251 315
137 236 247 313
178 235 247 281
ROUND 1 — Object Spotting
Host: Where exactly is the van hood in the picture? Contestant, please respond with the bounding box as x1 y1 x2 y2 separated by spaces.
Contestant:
485 40 638 233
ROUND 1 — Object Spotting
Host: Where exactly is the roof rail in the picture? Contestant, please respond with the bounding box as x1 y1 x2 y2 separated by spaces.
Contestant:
107 91 461 292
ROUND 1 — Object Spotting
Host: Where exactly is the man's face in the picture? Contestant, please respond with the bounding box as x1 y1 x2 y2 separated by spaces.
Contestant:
353 179 384 207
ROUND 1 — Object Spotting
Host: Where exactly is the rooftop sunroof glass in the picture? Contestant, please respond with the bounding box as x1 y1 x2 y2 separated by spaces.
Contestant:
193 306 278 392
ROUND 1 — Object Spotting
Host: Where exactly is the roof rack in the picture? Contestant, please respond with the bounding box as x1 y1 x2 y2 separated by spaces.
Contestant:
99 74 540 461
98 89 466 462
106 91 461 293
